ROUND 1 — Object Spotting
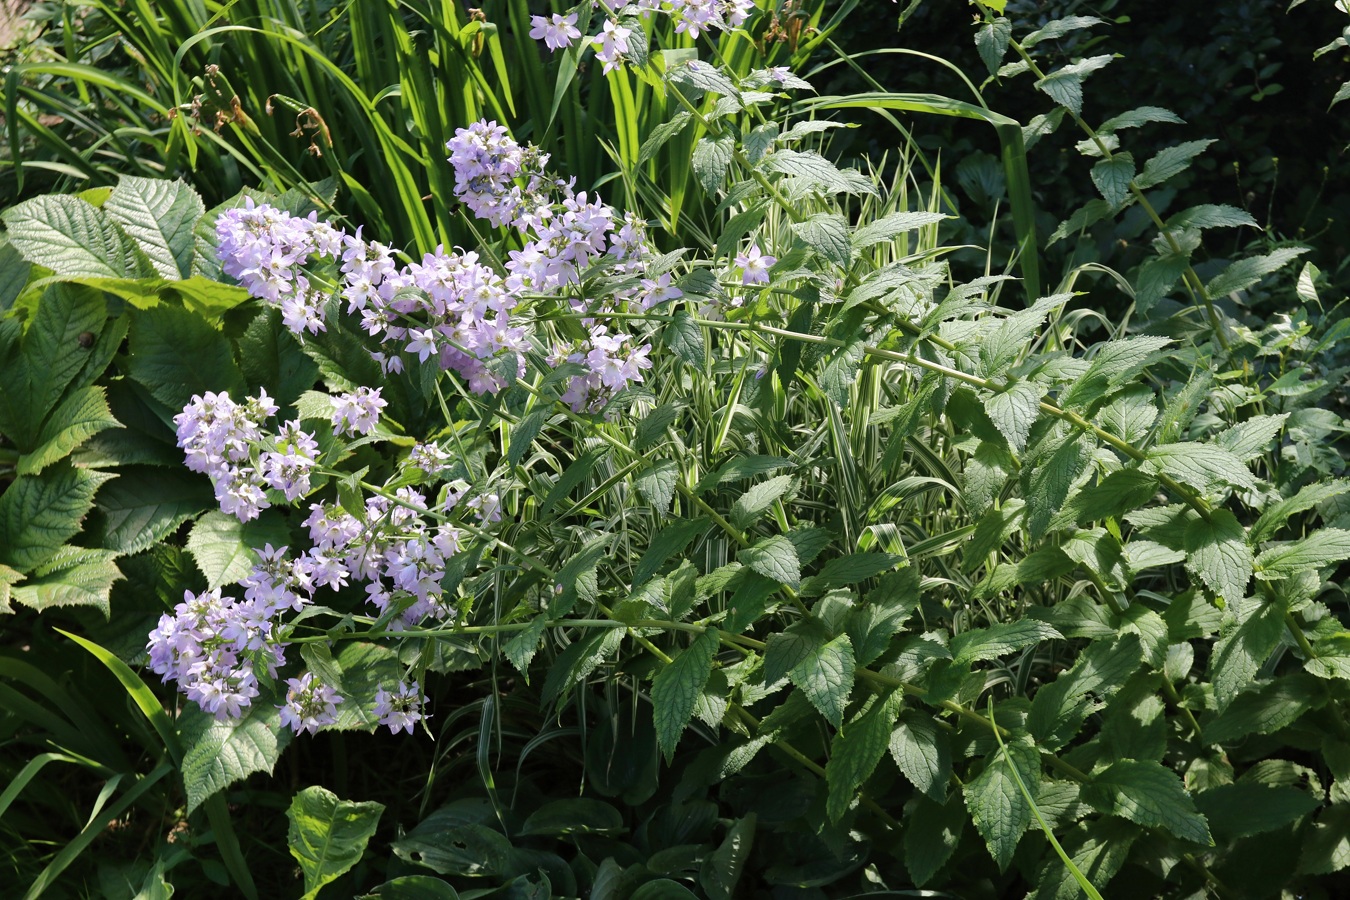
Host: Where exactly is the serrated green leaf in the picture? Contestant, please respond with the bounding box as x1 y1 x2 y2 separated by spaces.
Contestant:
951 620 1063 665
983 379 1045 453
287 785 385 900
730 475 794 530
635 518 709 588
104 176 204 279
652 629 719 762
1048 198 1113 246
1034 56 1113 115
791 213 851 268
96 465 212 555
1145 442 1258 494
330 642 404 731
1 195 153 279
17 386 119 476
1029 635 1143 751
760 149 842 185
825 690 903 821
1135 139 1216 189
1215 413 1288 462
1209 602 1285 708
1025 434 1093 539
186 510 291 589
743 123 778 164
1100 105 1184 131
1062 336 1172 410
1090 153 1135 209
1206 246 1311 297
905 793 967 886
667 60 740 99
0 465 110 573
180 699 291 815
635 460 680 517
1183 508 1253 610
965 737 1040 871
1258 529 1350 577
819 338 864 407
715 204 768 259
1133 252 1191 313
1252 479 1350 544
851 211 946 256
126 305 245 411
1300 804 1350 875
1086 759 1211 845
738 534 801 589
890 710 951 801
975 18 1012 75
551 535 612 618
1023 15 1102 46
1204 672 1323 743
638 111 693 165
790 634 855 727
502 616 549 679
1167 203 1258 231
9 546 122 615
763 617 830 686
692 133 736 195
661 311 706 368
507 408 548 468
1032 818 1136 900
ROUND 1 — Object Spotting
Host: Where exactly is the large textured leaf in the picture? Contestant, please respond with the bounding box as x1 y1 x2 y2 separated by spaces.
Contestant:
652 629 719 762
730 475 794 530
1257 529 1350 578
951 620 1062 665
1183 509 1253 610
1209 602 1286 709
104 176 205 279
332 642 405 731
890 710 952 801
1090 153 1135 209
636 460 680 517
699 813 755 900
790 634 855 727
186 511 292 589
180 699 291 815
16 385 119 476
1028 635 1143 750
738 535 801 589
825 690 903 821
792 213 851 268
905 794 967 886
1 195 153 279
983 379 1045 453
9 547 122 615
126 304 246 412
692 133 735 195
0 465 111 573
287 785 385 900
964 737 1040 871
1085 759 1211 845
97 466 212 555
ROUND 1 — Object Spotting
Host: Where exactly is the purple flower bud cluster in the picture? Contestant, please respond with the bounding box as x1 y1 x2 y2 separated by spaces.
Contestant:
279 671 344 734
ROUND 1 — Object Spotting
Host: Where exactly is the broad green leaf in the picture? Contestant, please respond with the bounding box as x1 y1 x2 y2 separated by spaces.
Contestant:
1085 759 1211 845
1 195 152 279
965 737 1040 871
520 798 624 836
287 785 385 900
738 535 801 589
975 18 1012 75
550 535 612 618
1215 413 1288 461
1258 529 1350 578
1183 509 1253 609
1167 203 1258 231
692 133 735 195
1090 153 1135 209
1100 105 1184 131
890 710 951 801
696 455 792 493
1252 479 1350 543
186 511 291 589
126 305 245 411
760 149 843 184
1062 469 1159 527
1300 804 1350 875
983 379 1045 453
0 465 111 573
791 213 850 268
1133 252 1191 313
9 547 122 615
636 460 679 517
104 176 204 279
331 643 404 731
818 338 865 407
952 620 1062 665
1062 336 1172 410
1194 782 1319 842
0 563 20 614
825 690 903 821
851 211 946 255
360 876 461 899
237 309 320 409
1206 246 1310 297
96 465 211 555
730 475 794 530
1135 139 1216 189
180 699 291 815
699 813 755 900
507 408 548 469
1145 442 1257 494
502 616 549 678
1048 198 1113 245
1023 15 1102 46
1024 433 1092 539
763 617 830 686
634 518 709 587
667 59 740 98
16 386 119 476
661 311 706 368
1209 602 1285 709
905 794 967 886
652 629 719 762
1033 56 1113 115
790 634 855 727
638 111 693 165
1029 635 1143 750
1032 818 1137 900
804 552 905 596
716 203 768 259
392 817 512 877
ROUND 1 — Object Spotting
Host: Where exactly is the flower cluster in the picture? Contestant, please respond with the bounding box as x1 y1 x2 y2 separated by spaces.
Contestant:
528 1 756 61
373 681 427 734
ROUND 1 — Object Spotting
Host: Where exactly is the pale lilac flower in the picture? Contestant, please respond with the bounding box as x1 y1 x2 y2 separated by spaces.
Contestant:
529 13 581 51
278 671 344 735
735 244 776 286
373 681 426 734
593 20 632 74
332 386 387 437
